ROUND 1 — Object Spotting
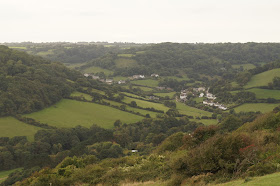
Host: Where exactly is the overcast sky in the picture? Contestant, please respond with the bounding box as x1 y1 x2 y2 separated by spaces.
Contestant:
1 0 280 43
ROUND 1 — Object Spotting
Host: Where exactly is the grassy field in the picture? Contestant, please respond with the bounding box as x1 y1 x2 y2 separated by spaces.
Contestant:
123 85 154 92
193 97 204 103
117 54 135 57
246 88 280 100
176 102 212 117
164 76 190 81
0 168 22 184
105 100 159 118
132 79 159 87
36 50 54 56
112 76 128 81
70 91 92 101
122 97 169 112
233 103 279 113
232 63 256 70
83 66 113 76
115 58 138 68
121 92 145 99
8 46 27 50
216 172 280 186
0 117 41 141
154 92 176 98
244 68 280 89
24 99 144 129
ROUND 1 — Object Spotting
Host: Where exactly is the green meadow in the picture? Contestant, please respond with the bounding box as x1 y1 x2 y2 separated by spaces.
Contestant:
176 102 212 117
8 46 27 50
154 92 176 98
247 88 280 99
105 100 159 118
24 99 144 129
115 58 138 68
132 79 159 87
83 66 113 76
0 117 41 141
244 68 280 89
122 97 169 112
117 54 135 57
121 92 145 99
216 172 280 186
233 103 279 113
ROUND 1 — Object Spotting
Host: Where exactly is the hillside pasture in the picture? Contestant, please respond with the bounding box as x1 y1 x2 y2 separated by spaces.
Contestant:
176 102 212 117
132 79 159 87
233 103 279 113
117 54 135 57
247 88 280 100
105 100 159 118
244 68 280 89
82 66 113 76
154 92 176 98
122 97 169 112
24 99 143 129
0 117 41 141
115 58 138 68
190 119 218 126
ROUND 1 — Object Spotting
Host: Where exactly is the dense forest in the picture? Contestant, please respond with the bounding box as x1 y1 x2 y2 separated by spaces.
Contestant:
81 42 280 77
0 46 82 116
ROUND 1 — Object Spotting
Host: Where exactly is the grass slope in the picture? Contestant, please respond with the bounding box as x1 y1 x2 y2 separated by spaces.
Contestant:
245 68 280 89
115 58 137 68
247 88 280 100
217 172 280 186
83 66 113 76
0 117 41 141
132 79 159 87
234 103 279 113
154 92 176 98
24 99 143 129
190 119 218 126
176 102 212 117
122 97 169 112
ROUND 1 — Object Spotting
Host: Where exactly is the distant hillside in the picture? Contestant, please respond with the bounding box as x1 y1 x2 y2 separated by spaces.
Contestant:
244 68 280 89
80 42 280 77
0 46 81 116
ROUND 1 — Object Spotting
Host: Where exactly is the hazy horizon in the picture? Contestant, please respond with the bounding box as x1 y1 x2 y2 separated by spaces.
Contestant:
1 0 280 43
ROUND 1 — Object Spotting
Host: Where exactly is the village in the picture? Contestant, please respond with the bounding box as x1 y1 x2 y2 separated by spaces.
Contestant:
84 73 228 110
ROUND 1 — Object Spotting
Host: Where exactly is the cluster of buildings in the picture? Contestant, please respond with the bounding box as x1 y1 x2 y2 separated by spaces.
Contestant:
84 73 125 85
202 100 227 110
178 87 227 110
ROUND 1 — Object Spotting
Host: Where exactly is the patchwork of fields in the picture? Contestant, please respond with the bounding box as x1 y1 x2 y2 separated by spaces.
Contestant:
24 99 144 129
233 103 279 113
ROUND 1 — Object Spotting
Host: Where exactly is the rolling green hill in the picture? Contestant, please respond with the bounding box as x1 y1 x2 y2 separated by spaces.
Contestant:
244 68 280 89
247 88 280 99
233 103 279 113
24 99 144 129
0 117 41 141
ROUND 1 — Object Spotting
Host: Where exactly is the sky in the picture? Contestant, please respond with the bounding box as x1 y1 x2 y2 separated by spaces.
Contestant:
0 0 280 43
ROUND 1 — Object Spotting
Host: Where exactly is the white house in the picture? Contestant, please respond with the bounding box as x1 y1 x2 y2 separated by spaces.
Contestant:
151 73 159 78
84 73 90 77
206 93 216 100
131 150 138 153
180 93 188 100
199 93 204 98
105 79 113 84
132 75 145 79
92 75 100 80
118 80 126 84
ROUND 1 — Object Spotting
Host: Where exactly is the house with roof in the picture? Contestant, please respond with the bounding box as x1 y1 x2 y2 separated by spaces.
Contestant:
151 73 159 78
118 80 126 84
105 79 113 85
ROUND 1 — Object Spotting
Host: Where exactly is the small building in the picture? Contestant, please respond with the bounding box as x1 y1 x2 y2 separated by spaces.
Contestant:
118 80 126 84
131 150 138 153
92 75 100 80
132 75 145 79
219 105 227 110
199 93 204 98
84 73 91 77
105 79 113 85
151 73 159 78
206 93 216 100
